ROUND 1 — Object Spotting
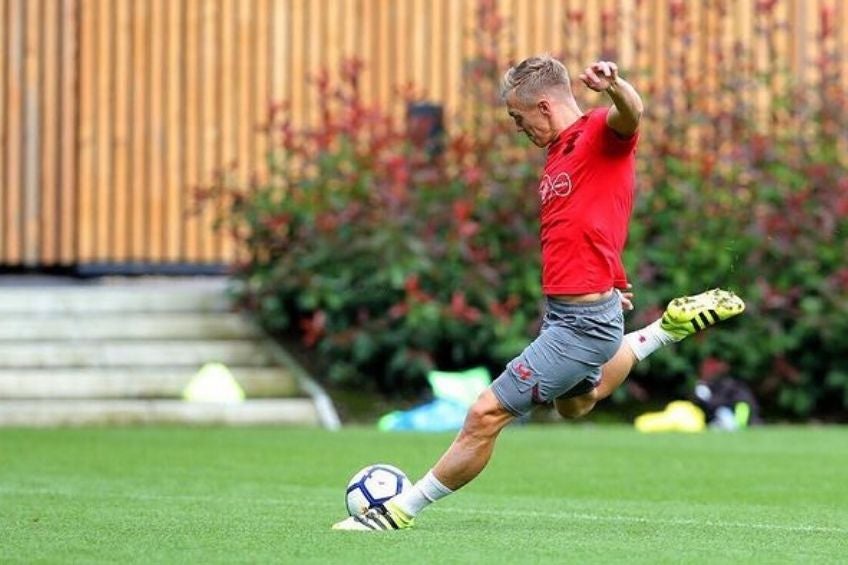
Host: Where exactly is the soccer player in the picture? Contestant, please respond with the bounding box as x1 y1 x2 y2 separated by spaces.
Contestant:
332 55 744 531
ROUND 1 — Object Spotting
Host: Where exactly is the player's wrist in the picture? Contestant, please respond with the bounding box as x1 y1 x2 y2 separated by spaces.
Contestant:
604 77 622 94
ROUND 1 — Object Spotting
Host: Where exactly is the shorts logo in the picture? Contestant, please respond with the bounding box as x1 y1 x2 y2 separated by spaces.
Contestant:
531 383 544 404
539 172 573 204
512 362 533 381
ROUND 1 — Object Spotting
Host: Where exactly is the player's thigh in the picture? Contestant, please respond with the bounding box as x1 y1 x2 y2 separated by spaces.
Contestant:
491 324 610 417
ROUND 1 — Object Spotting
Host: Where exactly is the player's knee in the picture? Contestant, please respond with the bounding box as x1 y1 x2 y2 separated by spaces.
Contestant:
461 391 512 439
462 402 499 438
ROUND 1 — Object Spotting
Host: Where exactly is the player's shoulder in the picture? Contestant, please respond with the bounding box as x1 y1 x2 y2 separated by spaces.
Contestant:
576 108 612 138
584 107 611 126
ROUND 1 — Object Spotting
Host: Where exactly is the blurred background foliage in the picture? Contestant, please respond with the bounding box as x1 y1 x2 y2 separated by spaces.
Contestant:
201 1 848 421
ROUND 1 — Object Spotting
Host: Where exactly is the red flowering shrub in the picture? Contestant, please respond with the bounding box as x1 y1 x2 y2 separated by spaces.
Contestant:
204 48 544 395
204 1 848 419
618 2 848 420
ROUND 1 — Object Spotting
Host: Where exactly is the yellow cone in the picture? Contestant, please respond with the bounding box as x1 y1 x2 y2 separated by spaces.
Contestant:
634 401 706 433
183 362 245 403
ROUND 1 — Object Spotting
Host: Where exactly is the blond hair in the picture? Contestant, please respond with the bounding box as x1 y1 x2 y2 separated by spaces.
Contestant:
500 54 572 105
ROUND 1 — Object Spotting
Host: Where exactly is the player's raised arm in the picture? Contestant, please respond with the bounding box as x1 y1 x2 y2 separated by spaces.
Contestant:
579 60 643 137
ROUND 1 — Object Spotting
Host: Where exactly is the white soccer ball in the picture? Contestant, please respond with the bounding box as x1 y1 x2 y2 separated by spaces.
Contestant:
345 463 412 517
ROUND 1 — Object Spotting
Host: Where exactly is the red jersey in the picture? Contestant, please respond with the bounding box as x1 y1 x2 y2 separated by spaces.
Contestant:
538 107 638 295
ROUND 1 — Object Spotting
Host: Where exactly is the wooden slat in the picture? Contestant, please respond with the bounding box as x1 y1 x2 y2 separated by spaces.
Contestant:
840 0 848 94
253 0 270 181
653 0 668 90
4 0 23 263
163 0 183 261
514 0 529 59
837 0 848 163
306 0 322 126
554 0 569 55
390 0 404 123
76 0 94 262
526 0 542 56
147 0 165 260
618 0 635 70
460 0 476 124
288 0 305 130
411 0 424 90
633 0 650 86
0 1 5 264
444 0 461 121
182 0 201 261
110 0 131 261
429 0 442 99
22 0 41 266
372 0 388 114
236 0 251 185
218 0 234 179
0 0 5 261
357 0 372 107
223 0 245 262
270 0 289 107
94 0 112 261
39 0 60 264
797 0 815 87
128 0 148 261
199 0 219 261
59 0 78 264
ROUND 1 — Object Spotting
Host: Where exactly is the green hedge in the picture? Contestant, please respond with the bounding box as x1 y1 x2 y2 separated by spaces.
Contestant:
201 8 848 420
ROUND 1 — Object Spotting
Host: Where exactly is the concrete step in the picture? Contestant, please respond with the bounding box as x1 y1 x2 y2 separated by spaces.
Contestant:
0 340 275 368
0 276 340 428
0 313 261 341
0 284 231 315
0 367 300 399
0 399 320 426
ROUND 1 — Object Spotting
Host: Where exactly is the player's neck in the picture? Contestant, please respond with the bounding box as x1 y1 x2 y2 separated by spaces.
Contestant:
552 102 584 138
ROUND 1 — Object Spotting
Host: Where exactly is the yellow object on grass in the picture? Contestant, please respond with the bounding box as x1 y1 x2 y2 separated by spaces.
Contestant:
634 400 706 433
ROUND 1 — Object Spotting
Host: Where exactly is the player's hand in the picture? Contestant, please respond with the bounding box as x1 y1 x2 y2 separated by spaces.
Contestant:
618 284 634 311
579 61 619 92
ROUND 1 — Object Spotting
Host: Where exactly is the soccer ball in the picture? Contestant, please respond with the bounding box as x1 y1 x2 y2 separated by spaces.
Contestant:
345 463 412 517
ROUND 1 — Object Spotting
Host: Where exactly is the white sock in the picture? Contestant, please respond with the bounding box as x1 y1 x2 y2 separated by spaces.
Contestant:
390 470 453 517
624 319 676 362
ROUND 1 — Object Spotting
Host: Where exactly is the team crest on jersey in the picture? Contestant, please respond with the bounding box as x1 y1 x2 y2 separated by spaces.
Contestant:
539 172 573 204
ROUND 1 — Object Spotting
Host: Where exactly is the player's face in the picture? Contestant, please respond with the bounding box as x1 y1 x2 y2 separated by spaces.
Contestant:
505 93 555 147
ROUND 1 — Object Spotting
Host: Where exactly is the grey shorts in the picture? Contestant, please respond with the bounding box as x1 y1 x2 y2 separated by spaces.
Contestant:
491 292 624 417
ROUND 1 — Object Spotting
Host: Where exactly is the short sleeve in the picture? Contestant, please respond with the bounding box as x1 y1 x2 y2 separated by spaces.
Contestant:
596 107 639 155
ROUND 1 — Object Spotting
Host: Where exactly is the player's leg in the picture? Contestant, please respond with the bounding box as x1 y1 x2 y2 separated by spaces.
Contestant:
555 288 745 419
554 343 635 418
332 293 624 531
332 388 514 531
429 388 515 489
392 293 622 516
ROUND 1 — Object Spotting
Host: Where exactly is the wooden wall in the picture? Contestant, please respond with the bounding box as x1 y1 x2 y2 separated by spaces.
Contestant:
1 0 846 268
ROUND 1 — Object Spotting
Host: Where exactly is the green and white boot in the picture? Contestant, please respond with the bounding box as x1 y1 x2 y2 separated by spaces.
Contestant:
660 288 745 341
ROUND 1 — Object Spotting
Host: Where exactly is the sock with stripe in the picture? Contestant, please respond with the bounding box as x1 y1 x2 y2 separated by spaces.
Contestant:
389 470 453 518
623 319 676 362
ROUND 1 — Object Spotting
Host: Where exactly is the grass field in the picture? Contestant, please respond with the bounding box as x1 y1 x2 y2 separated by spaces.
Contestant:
2 425 846 564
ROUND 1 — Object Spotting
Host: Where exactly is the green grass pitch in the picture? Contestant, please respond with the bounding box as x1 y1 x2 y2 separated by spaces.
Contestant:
2 425 846 563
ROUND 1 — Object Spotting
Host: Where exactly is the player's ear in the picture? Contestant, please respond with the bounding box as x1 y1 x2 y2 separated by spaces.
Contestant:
537 98 552 116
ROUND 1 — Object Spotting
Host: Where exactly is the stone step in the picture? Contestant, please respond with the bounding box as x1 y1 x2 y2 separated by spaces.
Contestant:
0 313 261 341
0 340 275 368
0 284 231 315
0 399 320 426
0 277 340 428
0 367 299 399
